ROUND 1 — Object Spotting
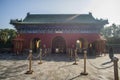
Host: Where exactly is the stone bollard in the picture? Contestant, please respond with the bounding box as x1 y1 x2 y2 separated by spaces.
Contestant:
25 49 33 74
113 57 119 80
73 49 78 65
81 50 88 75
38 48 42 64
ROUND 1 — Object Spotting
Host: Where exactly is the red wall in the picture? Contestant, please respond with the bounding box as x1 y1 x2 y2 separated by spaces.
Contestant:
21 33 100 49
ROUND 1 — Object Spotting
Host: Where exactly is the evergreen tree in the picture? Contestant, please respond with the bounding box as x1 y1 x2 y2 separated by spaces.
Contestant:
0 28 17 48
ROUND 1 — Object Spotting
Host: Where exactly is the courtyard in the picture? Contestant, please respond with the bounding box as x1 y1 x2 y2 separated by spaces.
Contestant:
0 53 120 80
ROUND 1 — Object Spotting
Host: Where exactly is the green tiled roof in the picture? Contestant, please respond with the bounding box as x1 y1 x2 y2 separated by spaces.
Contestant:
10 13 108 24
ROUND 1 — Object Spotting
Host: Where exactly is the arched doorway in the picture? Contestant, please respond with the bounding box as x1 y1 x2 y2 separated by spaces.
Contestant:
76 38 88 53
76 38 88 49
52 36 66 53
32 38 41 53
92 39 106 56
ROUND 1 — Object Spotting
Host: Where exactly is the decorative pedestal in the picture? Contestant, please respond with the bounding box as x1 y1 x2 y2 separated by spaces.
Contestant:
80 72 88 75
38 61 42 64
25 70 33 74
73 62 78 65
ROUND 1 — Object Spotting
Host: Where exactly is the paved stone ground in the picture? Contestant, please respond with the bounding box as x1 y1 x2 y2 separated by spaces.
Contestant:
0 53 120 80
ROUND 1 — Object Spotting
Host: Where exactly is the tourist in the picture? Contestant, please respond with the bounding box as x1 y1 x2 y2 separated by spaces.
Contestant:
109 46 114 61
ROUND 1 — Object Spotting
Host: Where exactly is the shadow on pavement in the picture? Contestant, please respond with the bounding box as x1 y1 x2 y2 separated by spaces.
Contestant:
101 61 112 65
69 74 82 80
0 52 98 61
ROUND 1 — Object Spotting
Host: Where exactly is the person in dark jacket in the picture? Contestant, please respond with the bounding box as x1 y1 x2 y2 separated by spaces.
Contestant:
109 46 114 61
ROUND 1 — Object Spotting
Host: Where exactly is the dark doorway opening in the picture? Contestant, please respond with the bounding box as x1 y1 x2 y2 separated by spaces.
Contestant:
52 36 66 54
32 38 41 53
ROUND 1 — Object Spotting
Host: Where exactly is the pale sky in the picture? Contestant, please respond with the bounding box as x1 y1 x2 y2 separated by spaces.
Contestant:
0 0 120 29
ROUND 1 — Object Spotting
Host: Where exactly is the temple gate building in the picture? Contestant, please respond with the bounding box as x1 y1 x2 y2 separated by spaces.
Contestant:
10 12 108 55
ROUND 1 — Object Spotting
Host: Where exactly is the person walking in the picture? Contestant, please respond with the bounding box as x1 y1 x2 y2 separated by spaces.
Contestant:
109 46 114 61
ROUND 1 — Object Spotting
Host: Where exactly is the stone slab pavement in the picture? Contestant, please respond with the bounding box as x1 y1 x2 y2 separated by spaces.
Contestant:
0 53 120 80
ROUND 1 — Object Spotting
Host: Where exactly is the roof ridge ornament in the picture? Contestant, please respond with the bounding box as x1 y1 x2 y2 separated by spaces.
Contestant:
89 12 92 16
27 12 30 16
